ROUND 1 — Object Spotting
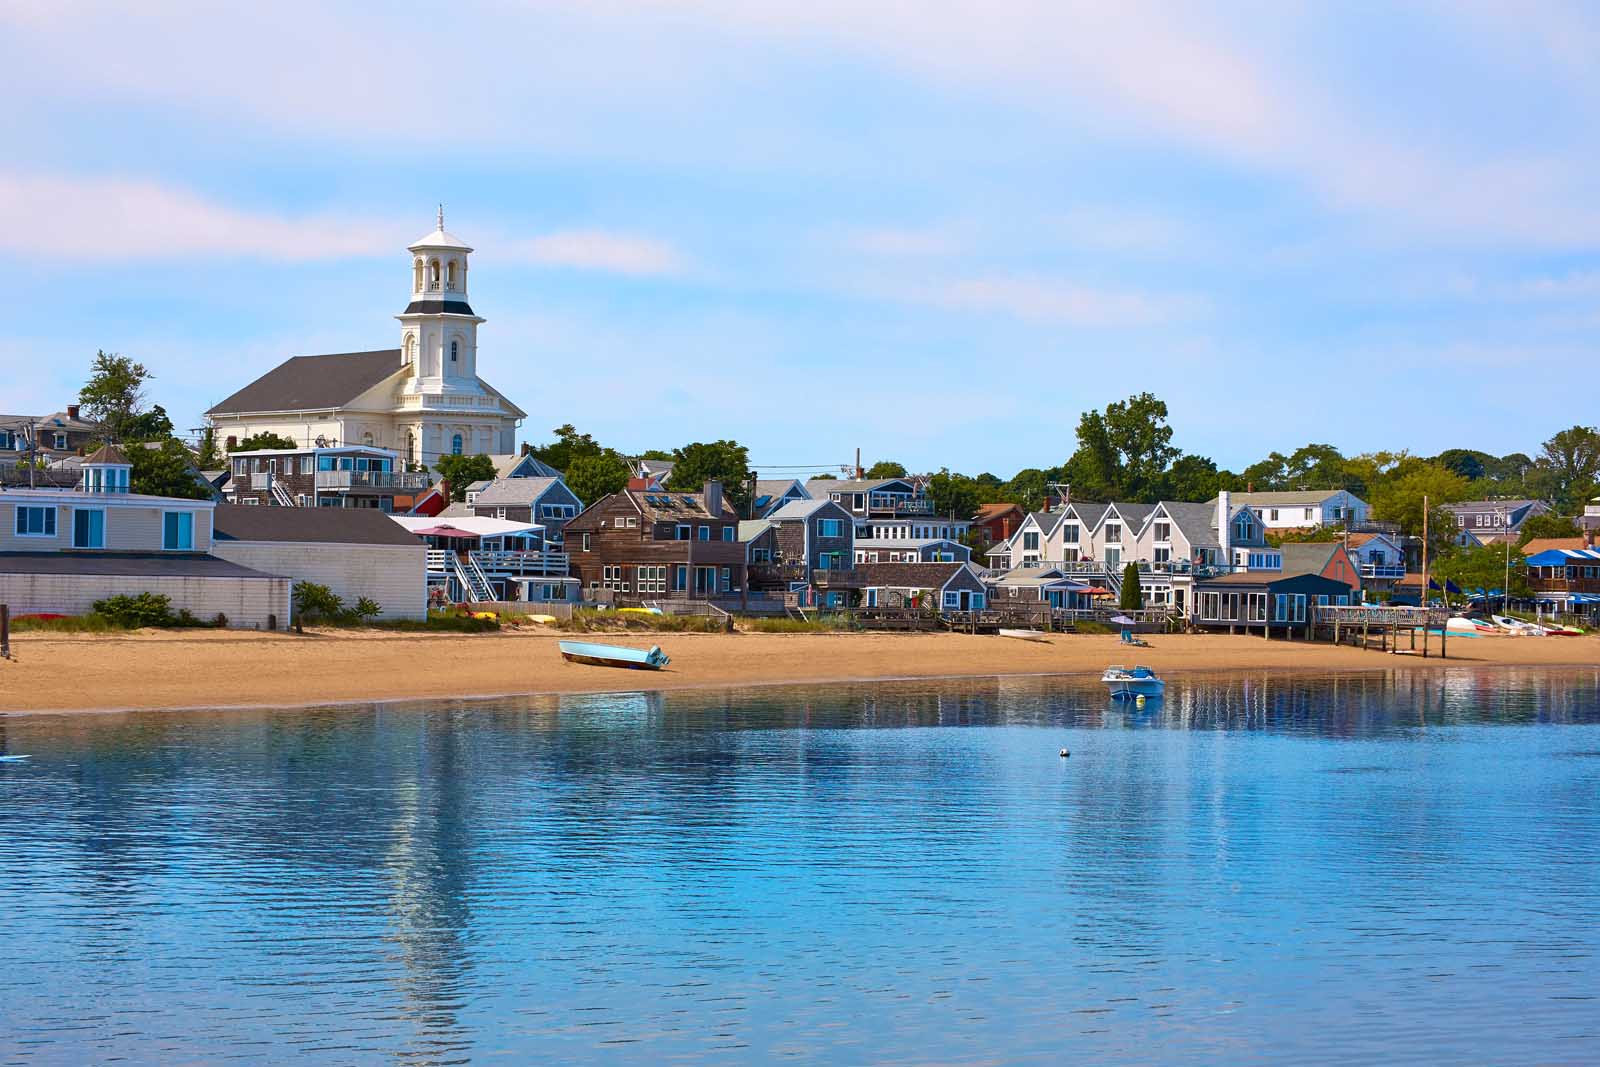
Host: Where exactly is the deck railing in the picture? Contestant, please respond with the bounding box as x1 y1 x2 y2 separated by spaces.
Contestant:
314 470 431 490
1360 562 1407 579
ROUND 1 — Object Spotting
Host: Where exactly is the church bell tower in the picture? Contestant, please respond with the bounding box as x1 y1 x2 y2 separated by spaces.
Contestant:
397 206 486 392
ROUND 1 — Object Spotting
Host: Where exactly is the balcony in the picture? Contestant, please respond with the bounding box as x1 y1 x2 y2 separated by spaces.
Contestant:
314 470 431 491
867 498 934 517
1360 563 1406 580
470 549 569 576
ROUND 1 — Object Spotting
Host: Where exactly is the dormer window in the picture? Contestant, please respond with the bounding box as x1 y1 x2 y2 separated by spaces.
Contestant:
1234 516 1255 542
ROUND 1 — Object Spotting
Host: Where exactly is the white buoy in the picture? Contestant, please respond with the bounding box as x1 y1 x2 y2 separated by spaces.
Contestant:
1059 748 1070 758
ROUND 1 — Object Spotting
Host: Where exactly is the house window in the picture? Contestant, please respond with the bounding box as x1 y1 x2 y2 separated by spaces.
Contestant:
818 519 842 538
1153 522 1170 542
495 507 507 520
451 434 463 455
622 515 638 529
450 340 459 363
722 526 735 542
1154 546 1171 564
581 533 591 552
1022 531 1040 551
53 432 67 450
942 591 960 609
720 567 731 592
72 508 105 549
1268 509 1279 522
672 565 687 592
1062 524 1079 543
1201 592 1220 619
1304 507 1314 521
162 511 195 550
15 505 57 537
638 565 667 593
698 525 710 541
1234 516 1255 542
1104 523 1121 542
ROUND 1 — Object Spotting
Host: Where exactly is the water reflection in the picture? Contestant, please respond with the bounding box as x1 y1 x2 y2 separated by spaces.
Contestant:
2 667 1598 1066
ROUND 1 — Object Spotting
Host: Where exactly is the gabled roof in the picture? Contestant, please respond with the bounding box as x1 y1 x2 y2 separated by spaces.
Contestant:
470 477 564 507
851 561 972 589
1521 537 1588 557
973 502 1023 521
807 477 915 494
624 487 737 521
755 478 807 500
207 350 403 415
82 443 130 466
768 497 843 521
492 453 563 479
1104 502 1155 529
1152 500 1220 550
738 519 774 542
1277 541 1346 577
214 503 424 546
1063 502 1109 528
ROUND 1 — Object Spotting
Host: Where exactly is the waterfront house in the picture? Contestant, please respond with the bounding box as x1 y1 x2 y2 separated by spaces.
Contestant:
1277 542 1360 595
1523 546 1600 619
984 564 1094 611
806 477 971 542
564 481 746 602
226 444 431 511
1228 490 1369 532
743 497 855 604
206 214 526 468
1343 531 1407 594
854 538 969 564
1442 499 1551 545
852 561 989 611
392 513 569 604
0 446 289 627
211 503 427 620
1190 570 1354 634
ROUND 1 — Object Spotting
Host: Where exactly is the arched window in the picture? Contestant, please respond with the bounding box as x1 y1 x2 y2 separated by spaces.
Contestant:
451 434 463 455
403 334 416 364
429 259 441 289
413 258 423 293
407 432 416 464
446 260 458 290
450 340 458 363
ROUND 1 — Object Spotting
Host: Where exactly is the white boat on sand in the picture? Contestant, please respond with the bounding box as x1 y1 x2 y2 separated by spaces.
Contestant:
999 628 1049 642
1102 664 1165 700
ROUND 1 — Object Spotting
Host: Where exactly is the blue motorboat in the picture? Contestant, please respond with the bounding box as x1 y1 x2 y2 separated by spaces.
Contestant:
1102 664 1165 699
559 641 671 670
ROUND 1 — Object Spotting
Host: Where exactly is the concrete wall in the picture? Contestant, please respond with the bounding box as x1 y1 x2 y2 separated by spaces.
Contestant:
209 540 427 620
0 573 290 629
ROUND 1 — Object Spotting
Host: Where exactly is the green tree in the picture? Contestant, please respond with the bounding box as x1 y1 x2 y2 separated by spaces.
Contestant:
526 424 608 472
196 427 221 468
1283 443 1350 490
1433 544 1529 601
1161 454 1223 501
232 431 298 452
78 350 153 442
1119 561 1143 610
124 404 174 443
128 439 211 499
564 452 631 506
1063 392 1180 502
1370 463 1472 550
434 453 496 501
1531 425 1600 510
1516 512 1580 546
1001 468 1050 511
1240 452 1289 492
1433 448 1491 482
865 460 907 479
925 468 982 520
668 440 753 513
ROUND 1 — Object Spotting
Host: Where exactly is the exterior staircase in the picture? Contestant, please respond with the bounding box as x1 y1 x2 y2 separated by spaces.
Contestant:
452 554 495 603
270 479 296 507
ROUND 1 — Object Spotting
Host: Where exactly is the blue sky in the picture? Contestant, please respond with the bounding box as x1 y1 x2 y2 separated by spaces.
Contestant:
3 2 1597 478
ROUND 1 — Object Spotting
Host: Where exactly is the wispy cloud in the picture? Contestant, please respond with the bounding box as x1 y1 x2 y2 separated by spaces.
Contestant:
0 172 394 261
505 230 688 277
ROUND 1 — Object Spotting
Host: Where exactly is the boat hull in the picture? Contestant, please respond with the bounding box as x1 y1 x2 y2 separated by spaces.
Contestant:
558 641 670 670
1106 679 1165 699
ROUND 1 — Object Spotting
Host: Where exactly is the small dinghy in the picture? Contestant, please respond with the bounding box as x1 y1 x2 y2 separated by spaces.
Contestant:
998 628 1048 642
559 641 670 670
1102 664 1165 700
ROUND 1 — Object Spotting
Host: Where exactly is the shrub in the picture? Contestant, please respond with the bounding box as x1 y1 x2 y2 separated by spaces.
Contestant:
739 615 854 633
366 610 500 633
92 592 176 628
555 608 722 633
352 597 382 622
293 581 346 626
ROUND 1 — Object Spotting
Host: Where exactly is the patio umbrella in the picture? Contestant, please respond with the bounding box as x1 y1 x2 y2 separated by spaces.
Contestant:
413 525 478 538
1083 588 1115 597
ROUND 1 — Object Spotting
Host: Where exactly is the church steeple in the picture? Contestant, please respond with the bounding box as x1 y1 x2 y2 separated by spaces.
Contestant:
398 209 485 386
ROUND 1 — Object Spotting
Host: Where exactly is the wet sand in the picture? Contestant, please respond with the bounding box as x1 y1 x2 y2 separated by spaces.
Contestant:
2 626 1595 713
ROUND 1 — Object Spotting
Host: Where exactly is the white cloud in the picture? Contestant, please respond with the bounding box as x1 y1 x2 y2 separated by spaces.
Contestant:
504 231 688 277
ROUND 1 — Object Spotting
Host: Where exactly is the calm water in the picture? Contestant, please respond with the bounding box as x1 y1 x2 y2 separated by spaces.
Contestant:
2 669 1599 1066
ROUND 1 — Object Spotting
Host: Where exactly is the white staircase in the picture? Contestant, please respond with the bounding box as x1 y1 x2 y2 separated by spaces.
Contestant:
452 554 495 603
269 479 296 507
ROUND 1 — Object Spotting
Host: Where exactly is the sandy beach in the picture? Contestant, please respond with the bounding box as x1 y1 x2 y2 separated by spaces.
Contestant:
1 626 1595 713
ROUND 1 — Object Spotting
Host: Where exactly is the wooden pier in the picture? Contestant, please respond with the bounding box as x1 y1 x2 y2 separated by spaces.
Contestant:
1310 605 1453 657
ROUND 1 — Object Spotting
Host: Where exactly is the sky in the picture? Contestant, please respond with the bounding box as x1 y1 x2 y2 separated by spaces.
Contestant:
2 1 1598 479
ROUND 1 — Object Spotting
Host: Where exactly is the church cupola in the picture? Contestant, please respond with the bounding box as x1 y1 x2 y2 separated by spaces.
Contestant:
398 206 486 386
80 443 132 494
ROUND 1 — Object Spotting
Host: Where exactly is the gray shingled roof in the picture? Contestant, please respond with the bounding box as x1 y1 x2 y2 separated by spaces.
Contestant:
852 561 971 588
213 504 424 546
470 477 562 507
806 477 914 494
1226 490 1356 506
768 498 838 521
1277 541 1347 577
207 350 403 415
1156 500 1221 550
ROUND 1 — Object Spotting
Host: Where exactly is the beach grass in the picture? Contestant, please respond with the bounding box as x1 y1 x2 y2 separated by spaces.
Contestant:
738 615 855 633
555 609 725 634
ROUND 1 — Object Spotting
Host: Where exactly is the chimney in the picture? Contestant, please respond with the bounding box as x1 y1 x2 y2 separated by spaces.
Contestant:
1217 489 1232 566
67 404 80 420
704 480 723 517
1586 526 1596 549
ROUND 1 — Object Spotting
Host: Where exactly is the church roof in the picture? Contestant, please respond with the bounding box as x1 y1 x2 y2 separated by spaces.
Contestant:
409 226 472 252
207 350 402 415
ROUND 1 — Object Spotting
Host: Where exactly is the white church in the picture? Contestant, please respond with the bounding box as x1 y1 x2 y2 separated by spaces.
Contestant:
207 212 525 467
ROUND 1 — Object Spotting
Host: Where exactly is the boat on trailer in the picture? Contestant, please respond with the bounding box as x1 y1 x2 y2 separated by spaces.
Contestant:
558 641 671 670
1102 664 1165 699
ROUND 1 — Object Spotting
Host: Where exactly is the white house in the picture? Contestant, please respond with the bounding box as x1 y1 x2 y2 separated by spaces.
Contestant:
1228 490 1369 532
